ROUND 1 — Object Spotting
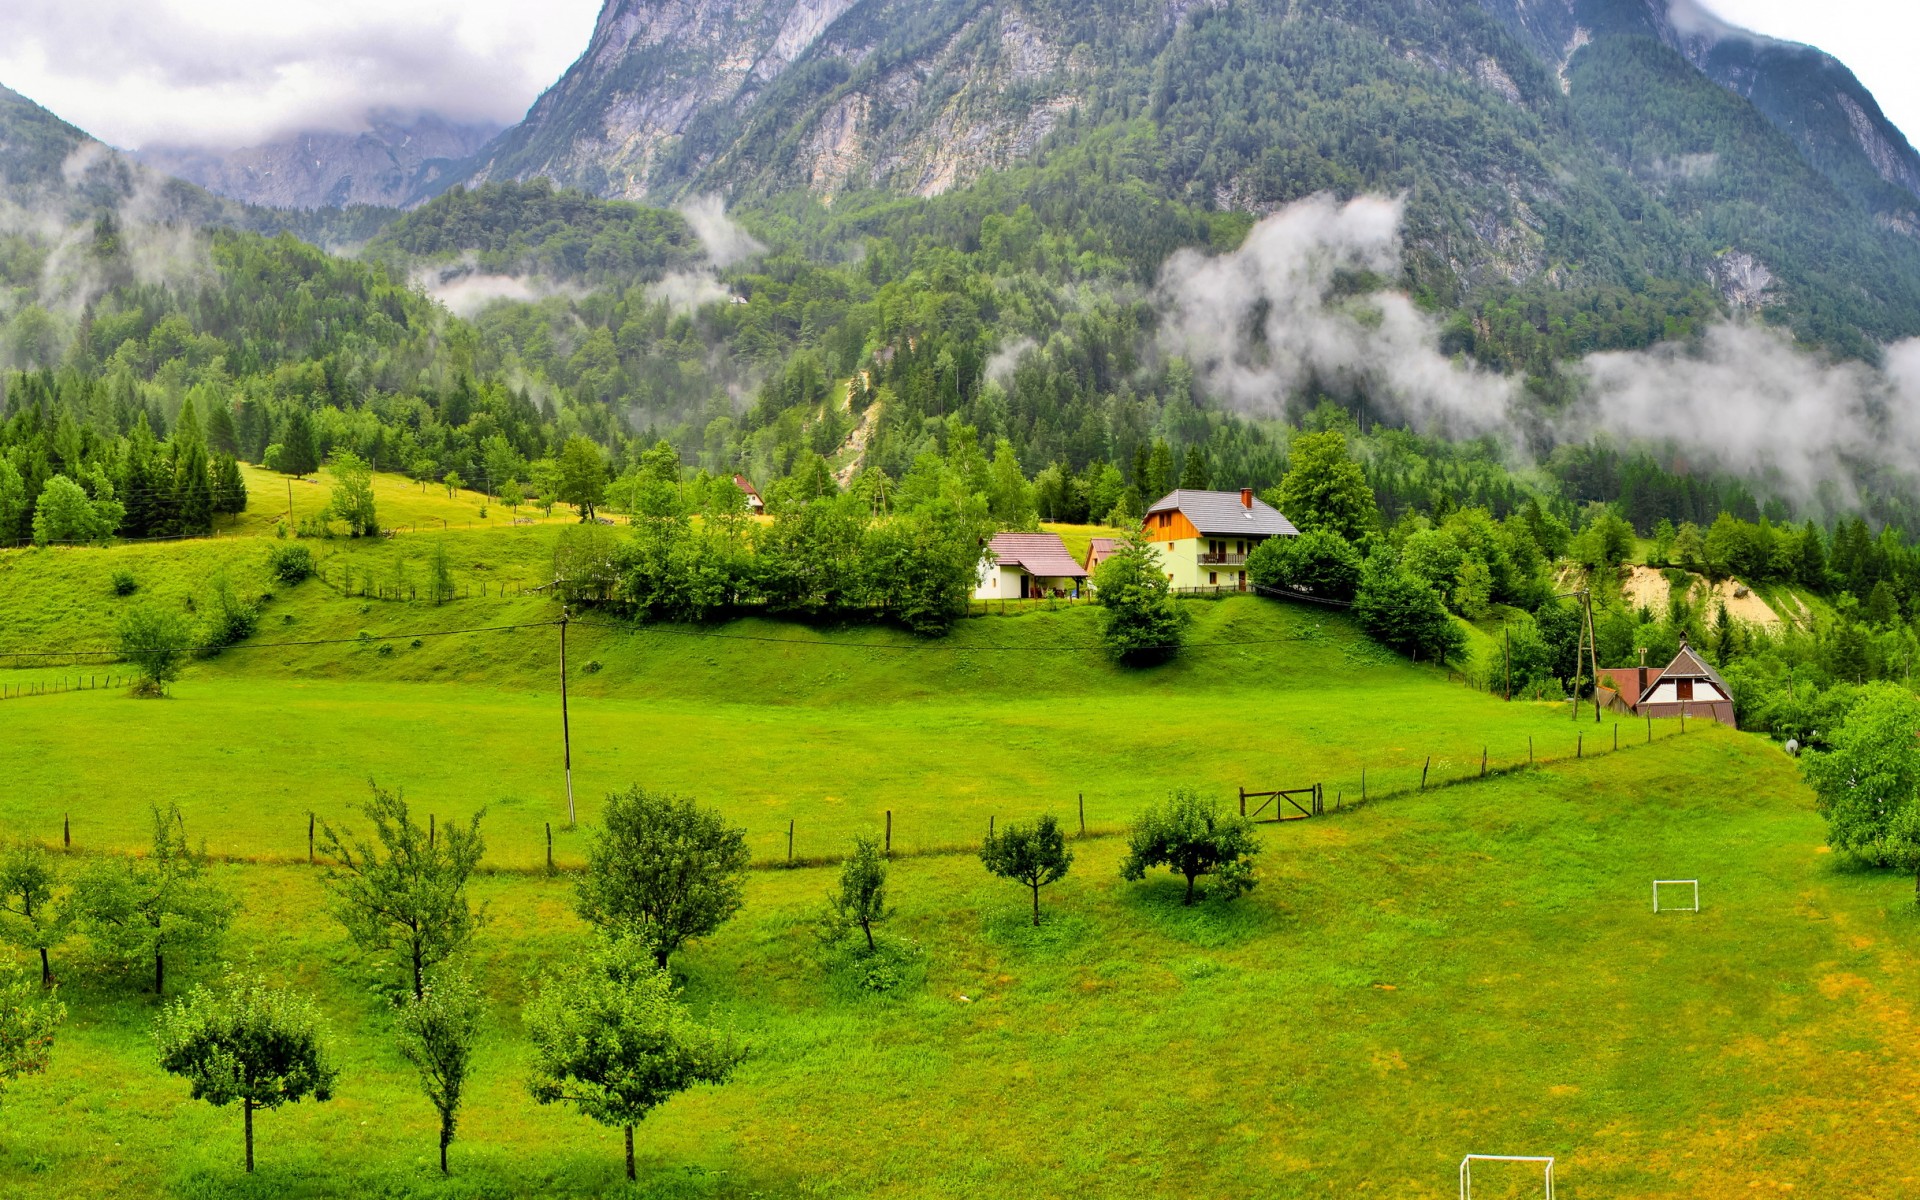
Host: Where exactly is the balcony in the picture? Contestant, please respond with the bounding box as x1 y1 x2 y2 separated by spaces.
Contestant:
1197 552 1247 566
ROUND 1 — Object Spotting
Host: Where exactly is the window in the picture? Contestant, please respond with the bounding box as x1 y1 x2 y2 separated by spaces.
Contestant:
1209 571 1217 585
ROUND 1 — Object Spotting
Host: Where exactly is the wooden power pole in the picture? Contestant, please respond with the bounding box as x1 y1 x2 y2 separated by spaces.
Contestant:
559 600 575 827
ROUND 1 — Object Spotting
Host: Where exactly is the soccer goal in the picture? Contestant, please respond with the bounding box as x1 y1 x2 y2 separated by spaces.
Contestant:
1460 1154 1555 1199
1652 879 1700 912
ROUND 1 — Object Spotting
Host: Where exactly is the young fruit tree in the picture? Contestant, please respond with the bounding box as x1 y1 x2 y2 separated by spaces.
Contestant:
525 933 745 1182
318 783 486 1000
822 835 892 952
0 841 68 985
154 966 337 1173
395 968 483 1174
980 814 1074 927
0 959 65 1118
72 804 234 995
1121 791 1261 906
576 787 750 969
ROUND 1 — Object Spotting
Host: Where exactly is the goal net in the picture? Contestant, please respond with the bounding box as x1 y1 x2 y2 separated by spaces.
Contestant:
1460 1155 1556 1199
1652 880 1700 913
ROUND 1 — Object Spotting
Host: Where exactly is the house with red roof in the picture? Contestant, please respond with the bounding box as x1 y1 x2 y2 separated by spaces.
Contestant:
733 475 766 514
973 531 1090 600
1599 640 1737 728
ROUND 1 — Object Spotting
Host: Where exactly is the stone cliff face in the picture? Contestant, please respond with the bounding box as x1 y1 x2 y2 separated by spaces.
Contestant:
137 114 499 211
447 0 1218 204
1480 0 1920 220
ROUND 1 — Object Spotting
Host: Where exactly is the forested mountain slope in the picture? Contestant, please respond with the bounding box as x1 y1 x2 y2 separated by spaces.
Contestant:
435 0 1920 359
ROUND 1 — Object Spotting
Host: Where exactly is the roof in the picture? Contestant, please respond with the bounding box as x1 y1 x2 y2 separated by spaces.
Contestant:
732 474 763 499
1659 640 1731 693
1085 537 1120 567
1146 489 1300 537
987 532 1088 578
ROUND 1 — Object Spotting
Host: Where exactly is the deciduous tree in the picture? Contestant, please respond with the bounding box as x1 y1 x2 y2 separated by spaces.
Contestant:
525 933 744 1182
155 966 337 1173
395 968 483 1173
980 814 1073 926
823 835 892 951
1270 430 1377 542
325 450 378 537
117 605 191 695
317 783 485 1000
0 842 67 985
0 960 63 1118
1121 791 1260 905
72 803 234 995
577 788 749 969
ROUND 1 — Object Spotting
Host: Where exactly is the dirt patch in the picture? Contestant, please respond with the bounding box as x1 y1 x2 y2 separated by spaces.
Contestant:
1616 566 1793 630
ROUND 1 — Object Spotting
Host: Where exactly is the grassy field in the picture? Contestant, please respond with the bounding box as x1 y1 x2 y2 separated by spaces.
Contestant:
1 573 1627 867
0 527 1896 1198
225 463 592 538
2 729 1911 1199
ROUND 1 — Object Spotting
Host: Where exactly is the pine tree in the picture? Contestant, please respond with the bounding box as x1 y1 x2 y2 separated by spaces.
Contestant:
176 442 213 535
280 408 320 477
213 455 248 516
205 401 238 456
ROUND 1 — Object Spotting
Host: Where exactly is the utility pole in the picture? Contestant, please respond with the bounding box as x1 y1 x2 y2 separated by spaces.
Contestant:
559 598 575 827
286 477 293 527
1584 589 1602 723
1503 622 1511 701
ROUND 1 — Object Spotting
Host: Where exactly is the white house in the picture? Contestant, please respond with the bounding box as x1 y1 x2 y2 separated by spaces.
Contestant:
973 532 1090 600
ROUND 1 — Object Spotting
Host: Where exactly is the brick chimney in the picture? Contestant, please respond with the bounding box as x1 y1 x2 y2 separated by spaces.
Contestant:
1240 487 1253 510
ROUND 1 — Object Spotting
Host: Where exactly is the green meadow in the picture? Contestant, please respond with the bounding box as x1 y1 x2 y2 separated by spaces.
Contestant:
0 529 1907 1198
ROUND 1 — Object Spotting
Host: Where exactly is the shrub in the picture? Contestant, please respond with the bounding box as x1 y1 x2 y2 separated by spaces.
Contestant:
1246 529 1362 600
110 569 138 597
1353 555 1466 663
200 576 259 653
267 542 314 585
1093 535 1185 665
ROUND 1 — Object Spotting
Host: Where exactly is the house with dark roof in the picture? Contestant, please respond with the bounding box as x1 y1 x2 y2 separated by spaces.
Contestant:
1599 640 1737 728
973 532 1090 600
1142 488 1299 592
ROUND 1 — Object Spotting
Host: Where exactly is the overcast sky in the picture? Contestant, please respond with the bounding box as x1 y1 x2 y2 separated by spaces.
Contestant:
0 0 1913 152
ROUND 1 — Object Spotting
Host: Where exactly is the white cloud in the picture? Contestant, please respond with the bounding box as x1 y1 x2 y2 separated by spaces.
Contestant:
0 0 602 150
1159 193 1920 511
677 194 766 269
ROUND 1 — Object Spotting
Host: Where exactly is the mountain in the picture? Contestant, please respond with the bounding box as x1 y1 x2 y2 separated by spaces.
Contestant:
137 112 500 211
432 0 1920 359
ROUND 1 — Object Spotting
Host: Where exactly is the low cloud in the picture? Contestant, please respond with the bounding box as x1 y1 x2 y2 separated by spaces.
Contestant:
412 255 580 317
678 194 765 269
1156 192 1920 511
646 270 733 314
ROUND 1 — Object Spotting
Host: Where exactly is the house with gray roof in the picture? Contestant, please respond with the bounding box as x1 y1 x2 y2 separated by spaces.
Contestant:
1142 488 1299 591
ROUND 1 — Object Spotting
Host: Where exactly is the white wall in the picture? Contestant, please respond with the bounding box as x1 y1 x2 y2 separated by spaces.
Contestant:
1645 679 1728 704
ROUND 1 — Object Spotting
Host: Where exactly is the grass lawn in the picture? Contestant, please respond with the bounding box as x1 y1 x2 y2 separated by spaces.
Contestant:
1 730 1911 1199
227 463 590 538
2 593 1631 867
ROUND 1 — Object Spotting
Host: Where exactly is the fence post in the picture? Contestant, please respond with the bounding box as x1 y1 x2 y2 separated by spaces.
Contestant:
1481 748 1487 778
1529 736 1534 765
1578 733 1583 759
308 813 314 864
885 810 892 856
1361 767 1366 802
1614 724 1619 751
787 819 794 866
1421 757 1430 791
1078 793 1085 837
1647 713 1652 744
989 815 995 841
63 814 70 850
546 822 554 874
1239 786 1246 817
429 814 435 849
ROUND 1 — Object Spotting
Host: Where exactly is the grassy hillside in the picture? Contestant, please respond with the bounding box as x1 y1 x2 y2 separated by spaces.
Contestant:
225 464 589 538
3 729 1907 1199
0 536 1615 866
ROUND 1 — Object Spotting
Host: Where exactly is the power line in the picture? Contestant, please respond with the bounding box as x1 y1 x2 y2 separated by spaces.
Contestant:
0 619 562 662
